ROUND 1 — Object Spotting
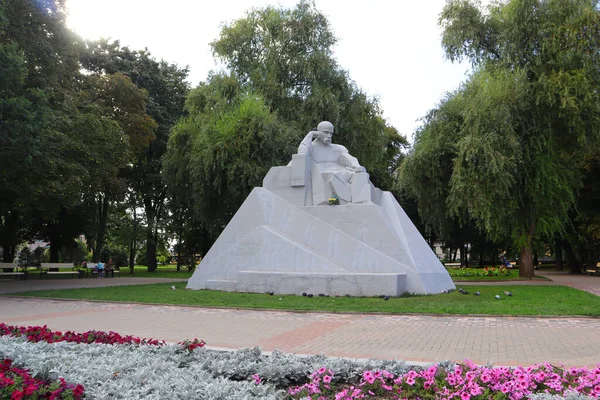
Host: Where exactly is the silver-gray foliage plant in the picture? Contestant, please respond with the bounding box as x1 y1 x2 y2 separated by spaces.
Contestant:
0 337 581 399
0 336 409 399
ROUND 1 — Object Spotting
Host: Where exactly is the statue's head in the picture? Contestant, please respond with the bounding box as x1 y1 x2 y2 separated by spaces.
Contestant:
315 121 334 145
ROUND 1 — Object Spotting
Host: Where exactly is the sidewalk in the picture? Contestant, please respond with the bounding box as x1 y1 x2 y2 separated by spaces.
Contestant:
0 277 188 294
456 271 600 296
1 273 600 368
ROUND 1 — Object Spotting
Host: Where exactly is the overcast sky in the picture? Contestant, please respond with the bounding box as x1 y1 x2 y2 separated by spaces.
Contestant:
66 0 471 142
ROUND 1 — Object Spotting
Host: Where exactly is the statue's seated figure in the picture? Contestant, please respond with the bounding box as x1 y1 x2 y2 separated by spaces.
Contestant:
291 121 372 205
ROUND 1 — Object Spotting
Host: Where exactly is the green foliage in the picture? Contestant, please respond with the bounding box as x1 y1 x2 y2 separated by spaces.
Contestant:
81 39 189 272
166 1 405 243
166 75 297 238
0 0 94 262
210 0 400 175
82 73 157 155
447 266 511 277
17 247 33 267
404 0 600 277
211 0 337 112
135 250 147 267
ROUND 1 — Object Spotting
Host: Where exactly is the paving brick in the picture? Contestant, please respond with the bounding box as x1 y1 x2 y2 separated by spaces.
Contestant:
1 273 600 367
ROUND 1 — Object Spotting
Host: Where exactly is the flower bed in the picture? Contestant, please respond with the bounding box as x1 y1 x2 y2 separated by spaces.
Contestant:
448 267 512 278
1 358 84 400
289 361 600 399
1 324 598 399
0 323 204 352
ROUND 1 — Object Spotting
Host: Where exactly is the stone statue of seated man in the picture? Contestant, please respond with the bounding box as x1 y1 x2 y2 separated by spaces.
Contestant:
291 121 372 205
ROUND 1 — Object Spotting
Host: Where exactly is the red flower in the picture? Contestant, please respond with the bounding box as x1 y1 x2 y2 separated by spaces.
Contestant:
10 390 23 400
25 385 38 395
73 384 85 397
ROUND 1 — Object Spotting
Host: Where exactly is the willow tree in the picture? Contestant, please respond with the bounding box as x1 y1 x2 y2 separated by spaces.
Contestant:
164 73 297 241
210 0 400 177
414 0 600 277
165 1 405 246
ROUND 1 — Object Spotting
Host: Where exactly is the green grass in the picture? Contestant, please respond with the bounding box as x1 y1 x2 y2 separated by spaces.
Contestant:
447 268 551 281
7 283 600 316
111 265 194 279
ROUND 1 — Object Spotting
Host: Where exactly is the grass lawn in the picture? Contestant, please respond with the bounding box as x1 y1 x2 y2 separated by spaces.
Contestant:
447 268 553 281
114 265 194 279
7 282 600 316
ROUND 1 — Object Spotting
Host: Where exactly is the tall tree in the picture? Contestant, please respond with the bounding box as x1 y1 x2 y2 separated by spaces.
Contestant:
210 0 400 177
165 1 405 245
0 0 92 261
77 72 157 261
418 0 600 277
81 40 189 271
164 73 297 240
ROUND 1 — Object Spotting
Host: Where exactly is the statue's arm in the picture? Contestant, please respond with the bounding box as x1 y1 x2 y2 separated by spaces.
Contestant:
338 147 366 172
298 131 317 154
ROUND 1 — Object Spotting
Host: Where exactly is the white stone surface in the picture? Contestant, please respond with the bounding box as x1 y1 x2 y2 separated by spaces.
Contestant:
188 121 455 296
187 187 455 296
236 271 406 297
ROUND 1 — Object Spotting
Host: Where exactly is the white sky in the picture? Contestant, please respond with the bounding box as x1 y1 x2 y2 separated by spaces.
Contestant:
66 0 471 143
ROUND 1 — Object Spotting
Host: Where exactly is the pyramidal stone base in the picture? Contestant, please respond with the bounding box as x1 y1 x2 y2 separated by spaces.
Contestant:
187 173 455 296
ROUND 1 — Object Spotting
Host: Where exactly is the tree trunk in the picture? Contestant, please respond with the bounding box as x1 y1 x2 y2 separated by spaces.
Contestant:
2 244 15 263
479 252 484 268
146 229 157 272
518 222 536 278
584 249 597 273
519 245 534 278
93 194 109 263
459 246 465 266
49 238 59 263
177 216 183 273
1 211 18 266
563 238 581 274
555 235 563 271
143 191 164 273
129 198 137 275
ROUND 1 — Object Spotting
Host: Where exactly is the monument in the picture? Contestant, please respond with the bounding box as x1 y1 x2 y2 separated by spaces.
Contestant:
187 121 455 296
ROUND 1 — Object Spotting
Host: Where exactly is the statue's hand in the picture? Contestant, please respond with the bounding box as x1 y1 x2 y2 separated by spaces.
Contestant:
353 166 366 173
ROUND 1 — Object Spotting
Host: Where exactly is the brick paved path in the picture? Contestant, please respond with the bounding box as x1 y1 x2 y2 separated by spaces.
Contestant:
2 296 599 367
2 272 600 367
0 277 188 294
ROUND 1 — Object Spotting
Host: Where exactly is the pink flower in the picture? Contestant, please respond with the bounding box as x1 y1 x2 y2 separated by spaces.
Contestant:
323 375 332 383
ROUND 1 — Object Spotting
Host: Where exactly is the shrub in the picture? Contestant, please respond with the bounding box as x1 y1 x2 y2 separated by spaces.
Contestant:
447 267 512 278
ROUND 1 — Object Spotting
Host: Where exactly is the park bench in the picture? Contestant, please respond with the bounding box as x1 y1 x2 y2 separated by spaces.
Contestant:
585 262 600 276
86 263 120 278
444 262 461 268
0 263 25 280
42 263 81 278
85 263 97 277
